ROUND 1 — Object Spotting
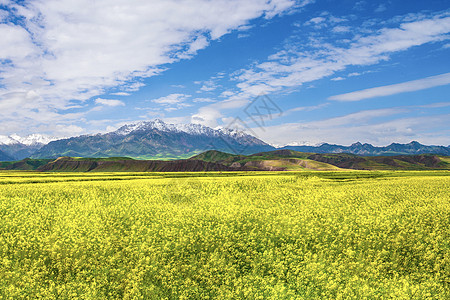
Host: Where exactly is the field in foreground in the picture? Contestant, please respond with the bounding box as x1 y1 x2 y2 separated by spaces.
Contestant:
0 171 449 299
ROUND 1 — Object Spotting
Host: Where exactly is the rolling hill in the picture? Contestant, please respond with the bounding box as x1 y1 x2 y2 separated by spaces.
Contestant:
2 150 449 172
190 150 450 171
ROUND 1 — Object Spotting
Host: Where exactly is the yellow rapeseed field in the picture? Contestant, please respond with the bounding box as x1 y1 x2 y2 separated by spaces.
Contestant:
0 171 449 299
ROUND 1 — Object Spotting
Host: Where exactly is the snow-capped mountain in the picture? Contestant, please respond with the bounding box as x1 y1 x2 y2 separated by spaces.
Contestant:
31 119 274 159
0 134 57 146
114 119 251 140
0 134 58 161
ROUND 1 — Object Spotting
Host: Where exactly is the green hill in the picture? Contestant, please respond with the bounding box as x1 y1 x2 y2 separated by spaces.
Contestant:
2 151 449 172
192 150 450 171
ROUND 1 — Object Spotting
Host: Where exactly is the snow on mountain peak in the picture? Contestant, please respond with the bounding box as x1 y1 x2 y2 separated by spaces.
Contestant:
0 134 57 146
114 119 254 139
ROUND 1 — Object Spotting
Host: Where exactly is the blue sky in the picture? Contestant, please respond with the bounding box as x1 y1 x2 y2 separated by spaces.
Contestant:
0 0 449 146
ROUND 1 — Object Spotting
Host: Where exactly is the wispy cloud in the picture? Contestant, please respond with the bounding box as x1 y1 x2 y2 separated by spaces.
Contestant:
329 72 450 101
110 92 131 96
193 98 216 103
195 73 227 93
151 93 192 111
151 94 190 105
285 103 329 114
375 4 387 13
95 98 125 107
332 25 351 33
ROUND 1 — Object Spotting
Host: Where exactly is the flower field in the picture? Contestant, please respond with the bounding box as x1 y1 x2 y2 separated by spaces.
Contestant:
0 171 449 299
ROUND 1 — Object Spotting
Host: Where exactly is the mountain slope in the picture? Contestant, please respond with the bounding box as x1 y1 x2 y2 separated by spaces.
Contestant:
0 149 14 161
32 119 275 159
0 143 44 161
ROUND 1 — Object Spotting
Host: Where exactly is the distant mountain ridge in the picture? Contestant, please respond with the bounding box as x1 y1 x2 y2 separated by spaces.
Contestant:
282 141 450 156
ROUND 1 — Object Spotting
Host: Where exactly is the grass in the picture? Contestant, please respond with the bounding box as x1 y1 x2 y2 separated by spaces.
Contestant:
0 171 448 299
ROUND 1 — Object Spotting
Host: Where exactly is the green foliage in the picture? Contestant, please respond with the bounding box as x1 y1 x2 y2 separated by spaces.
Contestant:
0 171 448 298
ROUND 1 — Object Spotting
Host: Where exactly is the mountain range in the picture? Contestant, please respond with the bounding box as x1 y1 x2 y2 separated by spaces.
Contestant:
0 119 449 161
281 141 450 156
30 119 274 160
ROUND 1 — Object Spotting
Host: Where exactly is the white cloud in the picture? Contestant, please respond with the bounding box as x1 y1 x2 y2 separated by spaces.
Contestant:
417 101 450 108
151 93 190 105
162 116 191 125
306 108 407 127
122 82 146 92
285 103 329 114
95 98 125 107
198 79 220 92
332 25 350 33
348 72 361 77
0 24 36 60
375 4 387 13
51 125 86 137
353 1 366 11
193 98 216 103
304 13 347 29
238 33 251 39
220 91 236 97
329 72 450 101
188 36 209 55
0 0 304 135
305 16 326 25
110 92 131 96
191 106 223 127
151 93 192 111
0 9 8 22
